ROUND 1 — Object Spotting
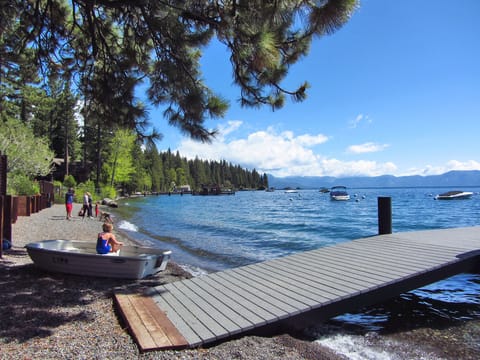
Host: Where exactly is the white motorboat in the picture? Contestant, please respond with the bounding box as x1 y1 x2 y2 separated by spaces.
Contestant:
25 240 172 279
434 190 473 200
330 186 350 201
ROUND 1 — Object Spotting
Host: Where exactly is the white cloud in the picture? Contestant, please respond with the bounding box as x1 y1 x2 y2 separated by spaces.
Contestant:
296 134 329 146
175 121 480 178
176 122 400 177
217 120 242 139
347 142 389 154
349 114 372 128
319 159 397 178
402 160 480 176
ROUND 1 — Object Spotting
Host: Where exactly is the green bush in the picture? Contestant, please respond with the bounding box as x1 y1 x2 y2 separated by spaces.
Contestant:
99 184 117 200
75 180 96 202
63 175 76 189
7 174 40 195
52 181 67 204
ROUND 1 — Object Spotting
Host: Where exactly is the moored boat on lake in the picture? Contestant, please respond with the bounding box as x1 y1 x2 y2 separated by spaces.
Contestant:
25 240 172 279
434 190 473 200
330 185 350 201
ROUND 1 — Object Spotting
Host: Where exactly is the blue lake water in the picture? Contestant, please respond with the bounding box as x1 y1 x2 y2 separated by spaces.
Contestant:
112 187 480 337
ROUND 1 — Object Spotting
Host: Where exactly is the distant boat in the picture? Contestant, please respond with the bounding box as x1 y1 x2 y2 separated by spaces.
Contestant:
319 187 330 193
265 187 275 192
330 186 350 201
285 189 298 193
434 190 473 200
193 184 235 195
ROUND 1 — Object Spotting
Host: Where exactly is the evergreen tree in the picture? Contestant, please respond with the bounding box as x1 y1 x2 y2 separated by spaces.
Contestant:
2 0 358 141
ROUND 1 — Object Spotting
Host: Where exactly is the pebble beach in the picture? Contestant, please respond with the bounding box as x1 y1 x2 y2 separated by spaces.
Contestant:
0 204 342 360
1 203 480 359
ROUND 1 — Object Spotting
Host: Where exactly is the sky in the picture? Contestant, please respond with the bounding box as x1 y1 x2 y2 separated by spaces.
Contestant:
149 0 480 178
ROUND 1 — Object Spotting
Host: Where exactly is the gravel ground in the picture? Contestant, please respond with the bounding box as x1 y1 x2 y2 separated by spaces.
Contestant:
1 203 479 359
0 204 343 360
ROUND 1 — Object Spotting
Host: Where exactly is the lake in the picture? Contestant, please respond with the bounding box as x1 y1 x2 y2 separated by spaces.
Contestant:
111 187 480 357
113 187 480 272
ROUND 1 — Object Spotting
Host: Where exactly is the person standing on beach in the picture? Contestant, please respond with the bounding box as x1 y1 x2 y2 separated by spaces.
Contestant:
87 192 93 218
81 192 90 219
65 188 74 220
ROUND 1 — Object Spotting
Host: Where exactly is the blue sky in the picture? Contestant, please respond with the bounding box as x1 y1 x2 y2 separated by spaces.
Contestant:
150 0 480 178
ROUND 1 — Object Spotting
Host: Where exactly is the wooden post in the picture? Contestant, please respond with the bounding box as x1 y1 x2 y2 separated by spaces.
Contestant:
11 196 18 224
3 195 12 243
0 195 3 258
0 154 6 257
378 196 392 235
0 154 6 196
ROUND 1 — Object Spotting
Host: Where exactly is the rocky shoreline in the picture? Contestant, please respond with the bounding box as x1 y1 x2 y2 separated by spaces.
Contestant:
1 203 479 359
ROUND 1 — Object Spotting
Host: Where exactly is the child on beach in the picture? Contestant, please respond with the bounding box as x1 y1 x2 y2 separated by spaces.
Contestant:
95 201 100 218
96 223 124 254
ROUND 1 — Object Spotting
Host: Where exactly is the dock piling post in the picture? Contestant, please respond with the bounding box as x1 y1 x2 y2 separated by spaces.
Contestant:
378 197 392 234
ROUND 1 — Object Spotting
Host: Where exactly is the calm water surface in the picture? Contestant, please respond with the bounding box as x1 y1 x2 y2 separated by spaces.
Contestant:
112 187 480 336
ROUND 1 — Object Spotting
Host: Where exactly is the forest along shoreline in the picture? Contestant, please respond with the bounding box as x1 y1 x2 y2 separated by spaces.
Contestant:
1 203 479 359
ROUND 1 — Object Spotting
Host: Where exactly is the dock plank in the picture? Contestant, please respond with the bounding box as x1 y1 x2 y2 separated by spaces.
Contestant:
238 263 336 303
261 258 375 292
199 275 279 323
313 245 447 271
171 281 241 336
233 267 320 307
279 254 388 288
153 285 215 343
187 276 269 325
342 238 462 260
149 289 203 346
216 269 308 314
166 282 230 338
180 277 255 331
113 293 188 351
208 272 292 319
294 251 400 282
253 261 355 298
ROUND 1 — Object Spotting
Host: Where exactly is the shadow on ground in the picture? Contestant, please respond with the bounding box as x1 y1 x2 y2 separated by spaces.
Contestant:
0 258 189 343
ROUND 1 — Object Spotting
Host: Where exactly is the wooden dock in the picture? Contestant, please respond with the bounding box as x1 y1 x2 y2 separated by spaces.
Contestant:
114 226 480 352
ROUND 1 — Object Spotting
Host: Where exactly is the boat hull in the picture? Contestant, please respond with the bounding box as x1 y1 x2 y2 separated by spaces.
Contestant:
330 194 350 201
434 191 473 200
25 240 171 279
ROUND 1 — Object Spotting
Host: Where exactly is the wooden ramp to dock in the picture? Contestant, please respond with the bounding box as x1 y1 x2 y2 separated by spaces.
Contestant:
114 227 480 352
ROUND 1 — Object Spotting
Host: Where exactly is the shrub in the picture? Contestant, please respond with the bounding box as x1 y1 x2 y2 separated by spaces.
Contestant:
75 180 96 202
99 185 117 200
7 174 40 195
63 175 76 189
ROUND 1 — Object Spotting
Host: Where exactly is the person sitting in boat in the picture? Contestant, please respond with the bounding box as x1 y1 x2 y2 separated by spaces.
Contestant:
96 223 124 255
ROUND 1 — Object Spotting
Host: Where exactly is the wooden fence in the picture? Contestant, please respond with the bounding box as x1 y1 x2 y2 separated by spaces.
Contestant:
1 154 7 258
0 153 54 258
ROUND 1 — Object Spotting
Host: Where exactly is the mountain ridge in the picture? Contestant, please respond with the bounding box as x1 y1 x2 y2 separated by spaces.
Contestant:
268 170 480 189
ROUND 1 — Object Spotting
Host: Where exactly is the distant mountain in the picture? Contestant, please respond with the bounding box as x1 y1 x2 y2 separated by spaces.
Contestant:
268 170 480 189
